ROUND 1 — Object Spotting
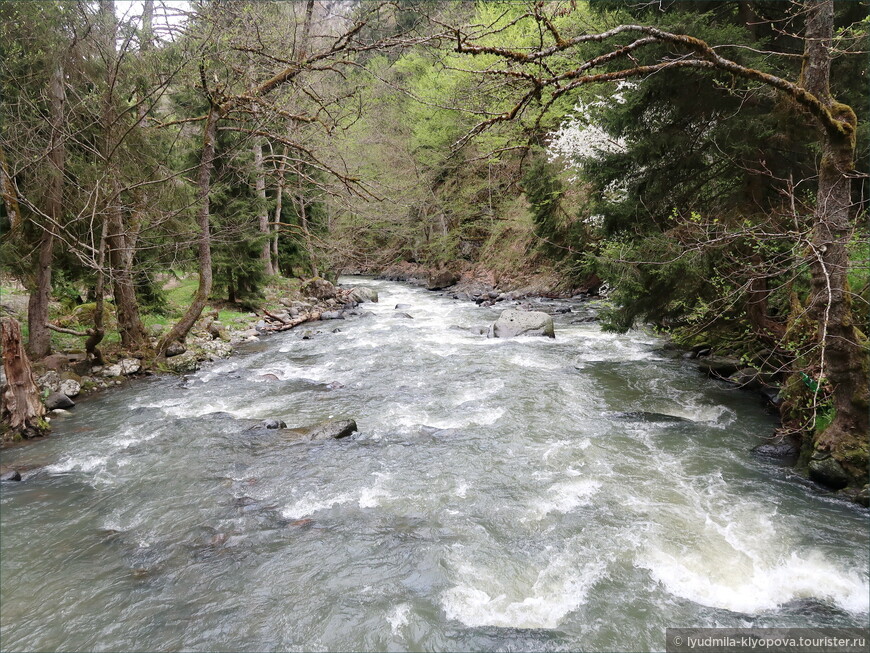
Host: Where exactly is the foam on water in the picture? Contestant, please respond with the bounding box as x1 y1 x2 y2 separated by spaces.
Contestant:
531 478 601 518
640 547 870 614
280 492 356 519
441 549 605 629
387 603 411 634
46 455 109 474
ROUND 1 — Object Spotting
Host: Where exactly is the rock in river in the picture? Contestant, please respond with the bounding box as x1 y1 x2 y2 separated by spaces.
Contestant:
1 469 22 482
427 270 459 290
349 287 378 303
44 391 75 410
490 309 555 339
306 419 358 441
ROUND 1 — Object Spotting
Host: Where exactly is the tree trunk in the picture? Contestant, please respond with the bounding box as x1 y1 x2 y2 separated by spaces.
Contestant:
27 62 65 360
296 169 319 277
799 0 867 480
272 145 287 275
105 181 148 348
0 147 22 231
100 0 148 350
1 318 48 441
157 105 219 354
87 218 109 366
746 255 786 346
254 137 273 275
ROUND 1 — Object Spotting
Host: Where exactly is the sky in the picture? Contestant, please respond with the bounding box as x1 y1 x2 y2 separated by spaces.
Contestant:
114 0 190 39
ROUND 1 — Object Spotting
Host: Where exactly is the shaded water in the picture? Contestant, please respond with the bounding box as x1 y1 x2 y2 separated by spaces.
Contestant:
1 278 867 652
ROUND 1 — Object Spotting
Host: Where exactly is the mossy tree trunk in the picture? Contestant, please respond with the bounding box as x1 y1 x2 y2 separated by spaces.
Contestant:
799 0 868 481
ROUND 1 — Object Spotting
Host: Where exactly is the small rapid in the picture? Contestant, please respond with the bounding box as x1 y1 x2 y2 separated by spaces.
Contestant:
1 278 867 651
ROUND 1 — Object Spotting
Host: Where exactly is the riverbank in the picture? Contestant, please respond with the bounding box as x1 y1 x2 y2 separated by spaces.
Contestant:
0 277 381 446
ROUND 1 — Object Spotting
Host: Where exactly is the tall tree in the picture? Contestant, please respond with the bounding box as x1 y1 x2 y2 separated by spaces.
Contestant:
97 0 149 349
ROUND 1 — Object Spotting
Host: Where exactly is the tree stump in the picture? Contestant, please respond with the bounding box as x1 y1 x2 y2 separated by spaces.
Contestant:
1 317 48 441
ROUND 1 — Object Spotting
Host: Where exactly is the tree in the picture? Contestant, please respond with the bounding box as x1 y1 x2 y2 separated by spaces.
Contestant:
157 1 423 353
448 0 867 484
1 318 48 441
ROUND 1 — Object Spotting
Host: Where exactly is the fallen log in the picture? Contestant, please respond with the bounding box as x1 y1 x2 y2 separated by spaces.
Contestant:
273 310 322 332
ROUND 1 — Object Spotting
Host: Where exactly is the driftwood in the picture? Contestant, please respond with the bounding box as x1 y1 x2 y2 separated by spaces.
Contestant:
263 309 290 325
1 317 48 439
272 310 322 332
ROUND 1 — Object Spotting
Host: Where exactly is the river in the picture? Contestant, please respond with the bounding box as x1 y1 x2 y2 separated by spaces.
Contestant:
1 278 867 651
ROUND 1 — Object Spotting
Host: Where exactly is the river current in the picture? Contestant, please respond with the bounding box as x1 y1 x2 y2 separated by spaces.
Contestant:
1 278 867 651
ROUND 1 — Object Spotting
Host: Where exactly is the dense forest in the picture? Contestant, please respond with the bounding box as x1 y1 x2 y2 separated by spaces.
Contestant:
1 0 867 498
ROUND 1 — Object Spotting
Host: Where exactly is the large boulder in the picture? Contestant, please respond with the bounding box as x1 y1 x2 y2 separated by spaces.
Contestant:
427 269 460 291
808 455 851 490
301 277 337 301
36 370 62 392
751 439 800 465
490 309 555 339
42 353 71 372
349 287 378 303
118 358 141 375
163 351 200 374
306 419 358 441
59 378 81 398
45 391 75 410
696 356 742 378
165 341 186 358
0 469 21 482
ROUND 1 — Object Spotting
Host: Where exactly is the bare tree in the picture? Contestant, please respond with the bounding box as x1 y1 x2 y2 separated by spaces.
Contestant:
157 1 423 352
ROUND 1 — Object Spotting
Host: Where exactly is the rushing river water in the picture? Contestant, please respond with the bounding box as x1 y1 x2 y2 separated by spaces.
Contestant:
1 278 867 652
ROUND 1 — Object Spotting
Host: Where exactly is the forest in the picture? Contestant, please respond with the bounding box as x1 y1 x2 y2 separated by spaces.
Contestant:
1 1 869 650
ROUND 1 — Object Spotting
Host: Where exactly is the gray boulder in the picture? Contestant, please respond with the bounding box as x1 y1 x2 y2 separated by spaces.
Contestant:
395 312 414 319
490 309 555 338
320 310 344 320
349 287 378 303
0 469 21 482
307 419 358 441
101 364 122 378
164 351 200 374
427 270 460 290
36 370 62 392
165 341 186 357
258 419 287 430
59 379 81 398
808 455 851 490
119 358 141 375
301 277 337 301
45 391 75 410
727 367 776 390
751 439 800 465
